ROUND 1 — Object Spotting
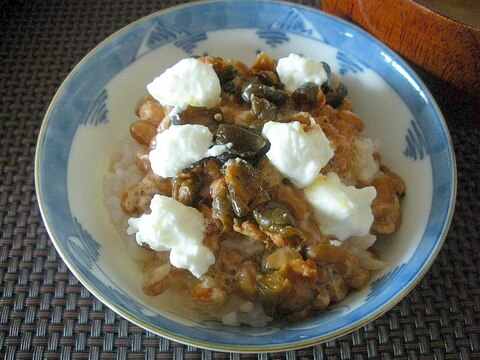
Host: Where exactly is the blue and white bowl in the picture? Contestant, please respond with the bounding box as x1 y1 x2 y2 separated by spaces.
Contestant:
35 0 456 352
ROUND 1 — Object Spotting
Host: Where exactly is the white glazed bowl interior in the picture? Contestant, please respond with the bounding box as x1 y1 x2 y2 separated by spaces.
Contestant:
35 0 456 352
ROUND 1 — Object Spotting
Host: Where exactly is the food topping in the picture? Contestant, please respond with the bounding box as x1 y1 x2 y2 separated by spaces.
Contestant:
149 124 228 178
127 194 215 278
276 53 328 93
214 124 268 161
304 173 377 241
147 58 221 110
262 121 334 188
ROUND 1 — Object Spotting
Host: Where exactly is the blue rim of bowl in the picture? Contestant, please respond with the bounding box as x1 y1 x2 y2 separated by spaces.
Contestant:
35 0 457 352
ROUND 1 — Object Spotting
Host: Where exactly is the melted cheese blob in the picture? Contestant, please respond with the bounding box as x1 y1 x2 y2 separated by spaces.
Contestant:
276 53 328 93
149 124 228 178
262 121 334 188
147 58 221 109
304 173 377 241
127 194 215 278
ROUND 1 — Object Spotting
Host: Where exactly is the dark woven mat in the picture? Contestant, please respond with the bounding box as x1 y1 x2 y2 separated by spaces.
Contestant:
1 0 479 358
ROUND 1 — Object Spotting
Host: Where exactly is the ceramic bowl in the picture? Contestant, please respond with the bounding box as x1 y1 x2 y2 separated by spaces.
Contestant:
35 0 456 352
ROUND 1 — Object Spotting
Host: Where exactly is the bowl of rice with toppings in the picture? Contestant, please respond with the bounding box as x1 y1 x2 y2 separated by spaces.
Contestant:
35 0 456 352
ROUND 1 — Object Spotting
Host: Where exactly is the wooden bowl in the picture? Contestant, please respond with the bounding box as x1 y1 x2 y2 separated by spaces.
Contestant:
321 0 480 97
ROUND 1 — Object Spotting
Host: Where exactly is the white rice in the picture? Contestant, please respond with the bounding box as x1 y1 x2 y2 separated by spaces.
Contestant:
104 136 144 228
354 137 380 183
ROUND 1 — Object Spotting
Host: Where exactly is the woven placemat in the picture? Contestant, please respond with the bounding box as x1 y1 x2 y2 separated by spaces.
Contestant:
1 0 479 358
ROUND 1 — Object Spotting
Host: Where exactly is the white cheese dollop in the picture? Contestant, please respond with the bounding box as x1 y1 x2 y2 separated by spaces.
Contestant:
147 58 221 110
262 121 334 188
276 53 328 93
304 173 377 241
149 124 227 178
127 194 215 278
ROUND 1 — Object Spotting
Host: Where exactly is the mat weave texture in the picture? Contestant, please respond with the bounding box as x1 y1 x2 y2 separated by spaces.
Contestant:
1 0 479 359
